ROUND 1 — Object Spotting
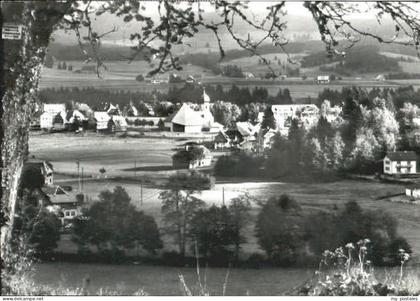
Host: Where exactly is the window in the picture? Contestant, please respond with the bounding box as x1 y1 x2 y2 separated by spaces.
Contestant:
397 167 401 173
385 167 390 171
71 211 76 216
65 211 70 217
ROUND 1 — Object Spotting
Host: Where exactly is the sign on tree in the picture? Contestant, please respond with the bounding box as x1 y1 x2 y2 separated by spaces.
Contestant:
2 23 24 40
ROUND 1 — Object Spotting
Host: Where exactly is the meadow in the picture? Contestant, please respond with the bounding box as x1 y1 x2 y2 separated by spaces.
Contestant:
38 59 417 100
29 132 420 257
31 262 419 296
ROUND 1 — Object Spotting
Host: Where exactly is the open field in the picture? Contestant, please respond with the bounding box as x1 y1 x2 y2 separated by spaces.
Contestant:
39 60 419 100
29 132 180 178
29 132 420 256
68 179 420 257
31 262 419 295
32 262 314 295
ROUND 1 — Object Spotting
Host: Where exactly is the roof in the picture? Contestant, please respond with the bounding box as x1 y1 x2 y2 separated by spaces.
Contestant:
385 151 417 161
171 103 203 126
214 131 230 143
42 185 79 205
94 111 111 121
236 122 259 137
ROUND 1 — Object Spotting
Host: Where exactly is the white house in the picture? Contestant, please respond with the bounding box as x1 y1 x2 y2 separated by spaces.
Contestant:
188 145 212 169
405 185 420 199
172 144 213 169
236 121 260 140
44 186 83 226
383 151 417 175
271 104 319 133
40 112 54 130
111 115 128 132
316 75 330 84
94 111 111 131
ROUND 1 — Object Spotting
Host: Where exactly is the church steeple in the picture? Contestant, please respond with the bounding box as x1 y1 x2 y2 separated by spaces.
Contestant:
203 88 210 111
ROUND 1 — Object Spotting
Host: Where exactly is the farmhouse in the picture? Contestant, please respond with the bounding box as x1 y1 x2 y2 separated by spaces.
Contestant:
44 186 84 226
111 115 128 132
213 131 231 149
94 111 112 132
405 184 420 199
316 75 330 84
236 121 260 139
383 151 417 175
40 104 67 131
52 112 67 131
40 112 54 130
172 145 213 169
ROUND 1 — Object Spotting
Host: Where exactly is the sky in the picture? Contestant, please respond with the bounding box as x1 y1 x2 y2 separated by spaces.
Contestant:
53 1 420 45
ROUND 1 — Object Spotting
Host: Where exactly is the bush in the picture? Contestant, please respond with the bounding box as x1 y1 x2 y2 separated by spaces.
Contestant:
136 74 144 82
246 253 267 269
255 195 304 267
161 251 187 266
214 152 263 177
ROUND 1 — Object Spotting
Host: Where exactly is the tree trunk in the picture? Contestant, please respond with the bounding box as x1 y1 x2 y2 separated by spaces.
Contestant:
1 2 70 290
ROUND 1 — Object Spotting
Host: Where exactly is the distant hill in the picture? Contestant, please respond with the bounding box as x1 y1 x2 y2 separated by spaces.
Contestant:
301 45 401 74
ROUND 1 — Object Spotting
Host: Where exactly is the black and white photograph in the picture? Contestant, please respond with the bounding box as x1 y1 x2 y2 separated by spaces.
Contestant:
1 0 420 297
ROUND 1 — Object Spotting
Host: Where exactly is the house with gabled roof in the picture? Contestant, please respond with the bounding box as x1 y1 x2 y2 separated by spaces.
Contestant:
172 144 213 169
383 151 417 175
43 185 84 226
213 131 231 150
94 111 111 131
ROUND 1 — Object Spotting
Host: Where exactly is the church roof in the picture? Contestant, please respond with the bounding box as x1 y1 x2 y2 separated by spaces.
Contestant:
172 103 204 126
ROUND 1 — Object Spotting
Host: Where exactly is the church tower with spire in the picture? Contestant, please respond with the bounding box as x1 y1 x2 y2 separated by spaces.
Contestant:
202 88 211 111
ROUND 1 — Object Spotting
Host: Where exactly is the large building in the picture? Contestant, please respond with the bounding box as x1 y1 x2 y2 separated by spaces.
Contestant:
271 104 319 134
383 151 417 175
167 89 223 133
168 103 204 133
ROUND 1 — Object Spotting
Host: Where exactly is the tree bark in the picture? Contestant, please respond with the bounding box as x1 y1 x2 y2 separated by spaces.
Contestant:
1 2 70 290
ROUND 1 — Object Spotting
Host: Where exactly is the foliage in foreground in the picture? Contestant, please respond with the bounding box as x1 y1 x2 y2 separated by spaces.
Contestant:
298 240 419 296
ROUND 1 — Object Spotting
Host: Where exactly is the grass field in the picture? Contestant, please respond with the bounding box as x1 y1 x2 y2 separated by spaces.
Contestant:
28 132 420 295
29 132 179 178
39 58 419 100
66 179 420 257
31 262 418 296
29 132 420 257
32 262 314 295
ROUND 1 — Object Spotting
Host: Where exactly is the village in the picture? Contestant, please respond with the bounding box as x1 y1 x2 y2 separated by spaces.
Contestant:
26 85 420 235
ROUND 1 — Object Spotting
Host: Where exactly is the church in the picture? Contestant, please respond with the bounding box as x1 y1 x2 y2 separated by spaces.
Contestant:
165 89 223 133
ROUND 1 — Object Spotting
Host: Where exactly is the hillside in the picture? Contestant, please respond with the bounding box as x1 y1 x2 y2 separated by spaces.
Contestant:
301 45 401 75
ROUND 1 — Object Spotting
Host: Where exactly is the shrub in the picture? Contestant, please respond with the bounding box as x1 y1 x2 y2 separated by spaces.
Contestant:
298 239 418 296
214 152 263 177
255 195 305 266
246 253 267 269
